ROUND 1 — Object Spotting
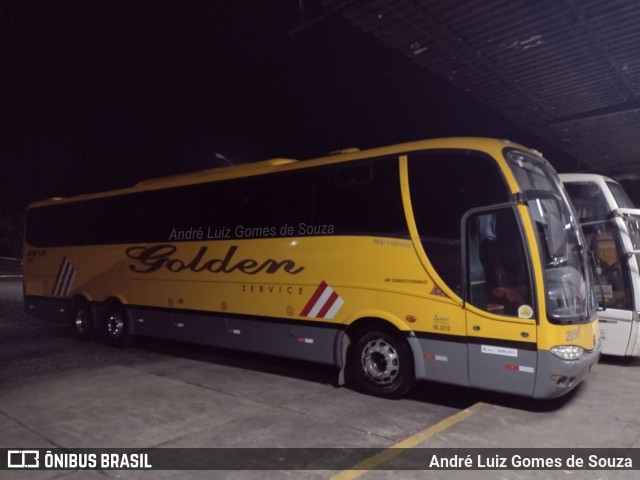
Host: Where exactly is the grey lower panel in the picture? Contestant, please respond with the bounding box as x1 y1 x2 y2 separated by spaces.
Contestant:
468 343 537 397
409 336 469 387
411 336 544 397
24 295 71 324
129 306 341 366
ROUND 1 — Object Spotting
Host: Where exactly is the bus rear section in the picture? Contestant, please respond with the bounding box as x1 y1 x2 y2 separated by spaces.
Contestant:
24 138 600 399
560 173 640 357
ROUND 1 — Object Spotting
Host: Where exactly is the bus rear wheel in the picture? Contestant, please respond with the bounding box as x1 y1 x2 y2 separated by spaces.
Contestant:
71 299 95 340
348 328 415 399
103 303 132 348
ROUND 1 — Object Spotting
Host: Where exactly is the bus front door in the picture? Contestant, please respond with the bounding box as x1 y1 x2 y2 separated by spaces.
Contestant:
464 207 538 396
583 215 639 356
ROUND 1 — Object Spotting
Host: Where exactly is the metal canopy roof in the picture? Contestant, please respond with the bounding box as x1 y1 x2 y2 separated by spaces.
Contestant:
321 0 640 175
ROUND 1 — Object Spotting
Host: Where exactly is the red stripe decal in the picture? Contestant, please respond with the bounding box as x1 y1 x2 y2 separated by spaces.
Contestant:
299 281 328 317
316 291 339 318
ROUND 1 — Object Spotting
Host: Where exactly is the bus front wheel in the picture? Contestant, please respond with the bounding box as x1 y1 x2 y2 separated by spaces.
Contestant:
348 328 415 399
103 303 132 348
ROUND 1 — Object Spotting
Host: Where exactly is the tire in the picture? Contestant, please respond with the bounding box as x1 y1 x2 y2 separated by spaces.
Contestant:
71 299 95 341
103 303 132 348
348 328 415 399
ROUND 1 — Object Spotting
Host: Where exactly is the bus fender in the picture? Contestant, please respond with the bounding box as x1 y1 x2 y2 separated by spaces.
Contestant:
101 292 130 306
337 332 426 383
406 336 427 380
337 331 351 386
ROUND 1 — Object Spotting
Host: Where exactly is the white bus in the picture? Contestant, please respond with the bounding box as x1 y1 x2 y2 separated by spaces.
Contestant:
560 173 640 357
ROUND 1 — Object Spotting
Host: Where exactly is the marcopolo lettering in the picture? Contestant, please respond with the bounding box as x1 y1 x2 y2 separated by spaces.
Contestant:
126 244 305 275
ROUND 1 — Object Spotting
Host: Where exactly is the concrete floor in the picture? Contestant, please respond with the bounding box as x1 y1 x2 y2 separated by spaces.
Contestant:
1 277 639 479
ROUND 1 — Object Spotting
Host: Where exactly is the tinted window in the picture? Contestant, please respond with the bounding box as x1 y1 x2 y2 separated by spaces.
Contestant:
467 207 534 317
26 195 137 247
313 157 408 236
242 170 312 230
26 157 407 247
135 180 243 242
407 150 510 294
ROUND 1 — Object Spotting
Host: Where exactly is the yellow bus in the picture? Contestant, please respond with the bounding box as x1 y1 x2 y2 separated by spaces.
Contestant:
23 138 601 399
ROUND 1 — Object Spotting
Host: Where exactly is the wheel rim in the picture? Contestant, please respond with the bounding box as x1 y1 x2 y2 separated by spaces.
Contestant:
360 338 400 385
74 309 90 335
106 312 125 339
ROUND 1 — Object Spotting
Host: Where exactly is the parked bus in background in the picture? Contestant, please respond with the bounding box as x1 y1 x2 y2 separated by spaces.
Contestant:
560 173 640 357
616 173 640 208
24 138 600 399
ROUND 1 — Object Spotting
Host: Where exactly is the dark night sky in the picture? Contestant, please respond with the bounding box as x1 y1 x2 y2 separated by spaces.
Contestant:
2 0 558 215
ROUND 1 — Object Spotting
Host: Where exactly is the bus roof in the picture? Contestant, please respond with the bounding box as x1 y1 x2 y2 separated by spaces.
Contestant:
28 137 530 209
135 158 299 188
559 173 617 185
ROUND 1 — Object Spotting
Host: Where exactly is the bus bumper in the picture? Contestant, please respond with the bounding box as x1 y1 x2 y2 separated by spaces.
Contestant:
532 344 602 399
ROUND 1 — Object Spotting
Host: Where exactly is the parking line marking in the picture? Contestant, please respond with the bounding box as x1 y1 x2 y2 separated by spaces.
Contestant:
330 401 489 479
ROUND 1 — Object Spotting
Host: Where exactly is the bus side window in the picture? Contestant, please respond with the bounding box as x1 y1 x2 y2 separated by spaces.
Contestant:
466 208 534 317
313 158 408 237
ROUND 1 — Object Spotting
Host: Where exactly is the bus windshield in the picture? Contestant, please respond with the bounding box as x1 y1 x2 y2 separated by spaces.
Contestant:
607 181 635 208
506 150 596 324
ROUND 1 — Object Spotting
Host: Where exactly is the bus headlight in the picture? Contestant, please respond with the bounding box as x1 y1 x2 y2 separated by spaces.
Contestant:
550 345 584 360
